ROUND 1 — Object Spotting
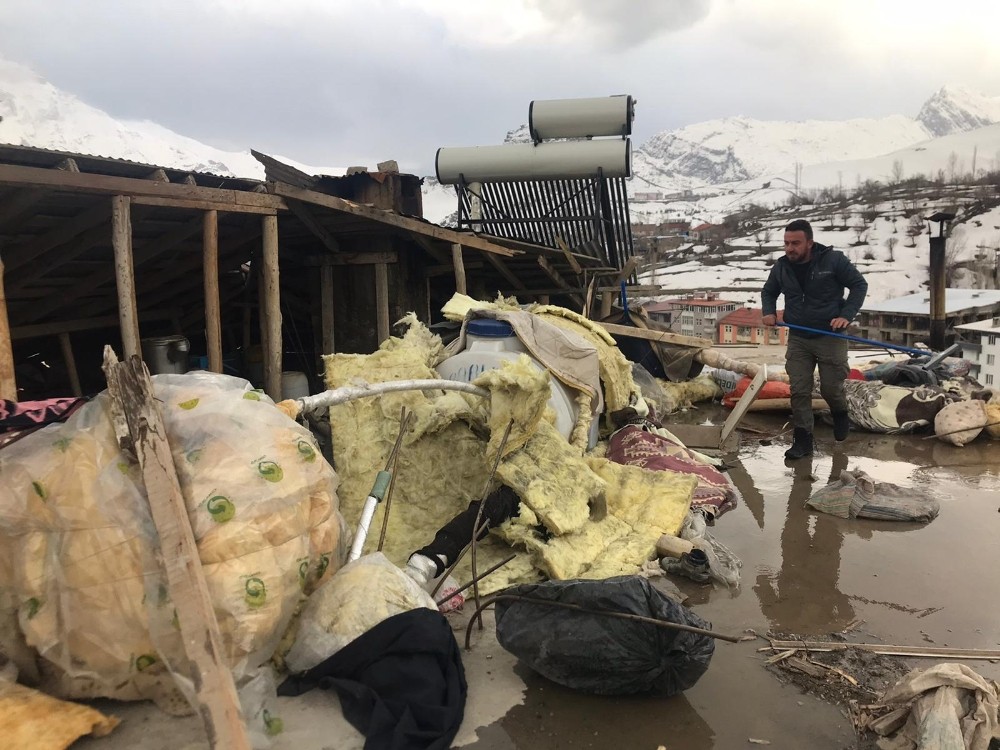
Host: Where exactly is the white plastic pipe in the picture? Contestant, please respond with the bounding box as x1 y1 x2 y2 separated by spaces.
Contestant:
297 379 490 415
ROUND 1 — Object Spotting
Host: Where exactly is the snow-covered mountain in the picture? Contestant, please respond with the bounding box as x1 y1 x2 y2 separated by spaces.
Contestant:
0 58 343 180
917 85 1000 137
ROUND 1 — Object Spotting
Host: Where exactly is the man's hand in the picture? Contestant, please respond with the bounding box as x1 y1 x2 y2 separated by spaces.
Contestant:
830 317 850 330
762 315 777 327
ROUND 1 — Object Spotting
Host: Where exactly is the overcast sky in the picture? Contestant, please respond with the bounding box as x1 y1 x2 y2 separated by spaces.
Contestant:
1 0 998 174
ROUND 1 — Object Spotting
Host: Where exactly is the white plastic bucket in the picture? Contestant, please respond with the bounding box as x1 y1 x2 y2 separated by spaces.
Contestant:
281 371 310 401
437 319 590 445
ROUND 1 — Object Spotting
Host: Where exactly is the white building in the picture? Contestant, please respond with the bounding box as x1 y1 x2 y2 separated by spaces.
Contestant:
955 317 1000 387
858 289 1000 348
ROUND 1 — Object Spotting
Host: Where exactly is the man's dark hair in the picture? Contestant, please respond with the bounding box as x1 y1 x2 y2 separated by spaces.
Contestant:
785 219 813 241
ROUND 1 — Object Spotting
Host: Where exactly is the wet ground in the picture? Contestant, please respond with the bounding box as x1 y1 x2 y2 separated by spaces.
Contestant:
83 409 1000 750
460 409 1000 749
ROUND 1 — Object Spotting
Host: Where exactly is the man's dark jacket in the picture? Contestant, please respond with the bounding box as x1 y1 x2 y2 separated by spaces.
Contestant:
761 243 867 334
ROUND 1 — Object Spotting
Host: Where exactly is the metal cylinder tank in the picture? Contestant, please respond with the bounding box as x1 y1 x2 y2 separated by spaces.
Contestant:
529 96 634 141
435 139 631 185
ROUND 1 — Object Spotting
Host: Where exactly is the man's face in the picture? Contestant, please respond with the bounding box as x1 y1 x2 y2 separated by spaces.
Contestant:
784 230 813 263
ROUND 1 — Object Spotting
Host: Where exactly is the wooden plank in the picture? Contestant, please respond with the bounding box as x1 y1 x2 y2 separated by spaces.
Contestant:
0 163 285 210
112 196 141 359
59 332 82 396
55 158 80 172
600 256 640 318
131 195 278 215
477 233 601 265
101 348 251 749
5 202 109 275
719 363 767 447
537 256 584 307
301 251 397 266
485 253 526 291
268 181 517 258
0 259 16 400
320 263 335 355
409 234 449 264
261 215 282 400
286 199 341 252
22 214 203 324
763 641 1000 660
597 321 712 349
203 210 222 373
451 243 467 295
554 236 583 276
11 311 174 340
9 221 113 290
146 168 170 183
375 262 390 343
0 188 47 229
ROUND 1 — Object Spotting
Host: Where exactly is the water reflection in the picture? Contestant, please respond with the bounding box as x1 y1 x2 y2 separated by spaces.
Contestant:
753 449 858 633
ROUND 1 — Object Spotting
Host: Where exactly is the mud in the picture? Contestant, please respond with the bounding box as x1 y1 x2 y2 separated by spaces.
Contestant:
462 407 1000 749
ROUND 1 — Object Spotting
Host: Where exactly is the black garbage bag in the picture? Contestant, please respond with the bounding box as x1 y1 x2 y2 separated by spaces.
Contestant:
494 576 715 696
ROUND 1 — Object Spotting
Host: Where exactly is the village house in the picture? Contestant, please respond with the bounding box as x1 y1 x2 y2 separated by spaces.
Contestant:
644 292 740 342
718 308 787 345
689 222 728 244
954 316 1000 387
857 289 1000 349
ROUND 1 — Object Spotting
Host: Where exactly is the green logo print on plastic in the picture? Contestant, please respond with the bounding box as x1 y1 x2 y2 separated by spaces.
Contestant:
298 559 309 589
296 439 317 463
178 398 200 410
244 577 267 608
257 460 283 483
207 495 236 523
31 481 46 500
243 389 264 401
135 654 158 672
24 597 42 619
317 553 331 580
263 710 284 736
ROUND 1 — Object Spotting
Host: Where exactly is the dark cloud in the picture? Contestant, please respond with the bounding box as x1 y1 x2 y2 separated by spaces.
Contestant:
526 0 712 47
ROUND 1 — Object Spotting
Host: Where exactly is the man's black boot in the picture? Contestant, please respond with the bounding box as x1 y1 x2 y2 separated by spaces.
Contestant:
832 411 850 441
784 427 813 459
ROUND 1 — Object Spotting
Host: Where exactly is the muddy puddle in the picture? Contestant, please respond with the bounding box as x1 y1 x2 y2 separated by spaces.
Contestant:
466 409 1000 749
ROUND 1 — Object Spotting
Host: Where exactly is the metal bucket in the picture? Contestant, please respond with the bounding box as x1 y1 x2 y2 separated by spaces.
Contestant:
141 335 191 375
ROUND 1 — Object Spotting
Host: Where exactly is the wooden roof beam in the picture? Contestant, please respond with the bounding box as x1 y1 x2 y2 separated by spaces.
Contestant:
55 158 80 172
286 199 341 253
537 256 584 308
0 188 48 230
5 202 110 276
485 254 526 291
268 181 517 258
21 213 204 324
0 163 285 212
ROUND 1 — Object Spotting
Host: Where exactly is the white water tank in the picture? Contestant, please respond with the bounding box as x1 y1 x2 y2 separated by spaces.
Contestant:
437 319 596 447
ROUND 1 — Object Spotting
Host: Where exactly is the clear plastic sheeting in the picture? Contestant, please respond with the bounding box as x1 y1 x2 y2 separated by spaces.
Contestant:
0 372 346 713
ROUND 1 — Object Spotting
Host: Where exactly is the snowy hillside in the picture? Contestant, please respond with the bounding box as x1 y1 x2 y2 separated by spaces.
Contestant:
917 86 1000 137
0 58 344 180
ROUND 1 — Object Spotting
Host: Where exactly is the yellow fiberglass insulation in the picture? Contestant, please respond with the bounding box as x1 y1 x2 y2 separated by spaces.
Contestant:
534 306 641 413
655 374 724 414
0 372 345 712
324 317 697 595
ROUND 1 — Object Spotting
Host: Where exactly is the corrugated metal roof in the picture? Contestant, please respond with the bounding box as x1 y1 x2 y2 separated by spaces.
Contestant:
0 142 262 190
862 289 1000 314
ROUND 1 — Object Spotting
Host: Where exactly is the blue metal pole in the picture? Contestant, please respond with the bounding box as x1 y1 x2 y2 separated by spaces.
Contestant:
778 322 932 357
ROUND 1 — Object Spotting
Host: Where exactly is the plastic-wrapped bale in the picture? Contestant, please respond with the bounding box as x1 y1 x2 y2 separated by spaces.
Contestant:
495 577 714 696
0 372 346 711
934 399 989 446
986 398 1000 440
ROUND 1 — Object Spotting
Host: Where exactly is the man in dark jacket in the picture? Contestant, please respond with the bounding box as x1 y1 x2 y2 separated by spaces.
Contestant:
762 219 867 459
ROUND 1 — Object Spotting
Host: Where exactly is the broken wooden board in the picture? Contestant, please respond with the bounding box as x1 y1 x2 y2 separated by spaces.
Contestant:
102 347 251 750
597 321 711 350
762 640 1000 660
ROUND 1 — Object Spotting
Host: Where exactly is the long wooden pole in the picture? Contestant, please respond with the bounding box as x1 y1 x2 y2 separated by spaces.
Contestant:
203 210 222 373
59 332 82 397
375 262 390 344
320 263 335 355
261 215 282 400
0 258 15 400
451 243 467 295
112 195 141 359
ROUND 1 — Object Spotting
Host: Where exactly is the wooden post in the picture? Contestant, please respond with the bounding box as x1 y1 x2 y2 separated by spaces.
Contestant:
261 215 281 400
0 258 15 401
112 195 141 359
320 263 335 355
203 210 222 373
451 243 467 295
375 262 390 344
59 332 82 397
102 348 251 750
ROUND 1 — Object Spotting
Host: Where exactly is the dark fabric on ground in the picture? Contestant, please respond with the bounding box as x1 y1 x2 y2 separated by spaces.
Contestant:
415 485 520 573
278 608 467 750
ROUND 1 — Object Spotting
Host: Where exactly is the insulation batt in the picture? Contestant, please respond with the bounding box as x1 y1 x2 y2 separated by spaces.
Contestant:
0 372 346 712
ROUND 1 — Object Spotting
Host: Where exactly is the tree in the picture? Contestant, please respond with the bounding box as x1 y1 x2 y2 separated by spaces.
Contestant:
753 227 772 253
891 159 905 185
947 151 959 183
852 215 869 246
906 215 923 248
885 236 899 262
